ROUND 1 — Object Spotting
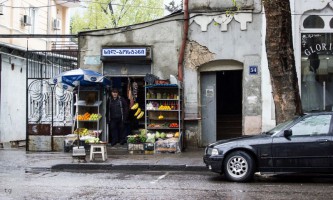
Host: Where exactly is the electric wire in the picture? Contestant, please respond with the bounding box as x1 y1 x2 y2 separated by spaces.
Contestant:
1 0 333 16
0 0 165 10
1 1 70 8
0 1 332 36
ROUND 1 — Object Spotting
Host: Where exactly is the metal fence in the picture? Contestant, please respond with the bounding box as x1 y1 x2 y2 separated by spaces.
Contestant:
27 50 78 151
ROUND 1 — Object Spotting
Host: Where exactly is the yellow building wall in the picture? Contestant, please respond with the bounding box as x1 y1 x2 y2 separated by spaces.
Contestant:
0 0 73 50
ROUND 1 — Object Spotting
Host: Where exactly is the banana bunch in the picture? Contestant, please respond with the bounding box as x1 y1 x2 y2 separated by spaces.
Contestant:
131 103 139 110
137 111 144 119
74 128 89 136
131 103 144 119
134 108 141 116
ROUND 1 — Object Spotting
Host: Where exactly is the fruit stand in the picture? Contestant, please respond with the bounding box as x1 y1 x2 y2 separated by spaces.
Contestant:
63 88 104 152
145 83 183 153
53 68 110 156
127 82 183 154
64 128 102 152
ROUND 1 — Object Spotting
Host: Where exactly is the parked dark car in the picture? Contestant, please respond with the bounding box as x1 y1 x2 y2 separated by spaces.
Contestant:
203 112 333 182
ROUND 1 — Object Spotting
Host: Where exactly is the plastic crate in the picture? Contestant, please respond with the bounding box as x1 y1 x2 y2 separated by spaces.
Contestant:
155 138 180 153
144 143 155 151
128 143 144 151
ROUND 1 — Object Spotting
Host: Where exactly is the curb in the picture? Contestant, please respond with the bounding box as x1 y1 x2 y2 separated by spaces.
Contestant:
51 164 207 172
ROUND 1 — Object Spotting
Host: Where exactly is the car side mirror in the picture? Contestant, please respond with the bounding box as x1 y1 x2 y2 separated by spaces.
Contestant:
284 129 292 138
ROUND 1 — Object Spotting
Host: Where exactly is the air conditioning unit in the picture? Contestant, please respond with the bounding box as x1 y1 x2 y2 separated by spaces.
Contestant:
23 15 31 26
53 18 61 30
0 5 4 15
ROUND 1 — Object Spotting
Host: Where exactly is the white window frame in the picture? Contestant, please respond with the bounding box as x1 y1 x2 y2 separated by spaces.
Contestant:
28 7 38 34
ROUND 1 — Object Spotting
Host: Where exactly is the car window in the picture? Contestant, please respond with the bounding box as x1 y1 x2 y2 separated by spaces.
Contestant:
267 118 296 135
290 115 332 136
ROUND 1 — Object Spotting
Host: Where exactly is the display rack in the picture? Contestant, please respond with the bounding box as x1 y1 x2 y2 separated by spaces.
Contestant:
144 84 183 153
74 88 102 136
64 88 103 152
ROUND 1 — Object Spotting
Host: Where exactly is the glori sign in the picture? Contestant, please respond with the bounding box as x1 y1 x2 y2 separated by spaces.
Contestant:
102 48 146 56
301 33 333 56
303 43 333 56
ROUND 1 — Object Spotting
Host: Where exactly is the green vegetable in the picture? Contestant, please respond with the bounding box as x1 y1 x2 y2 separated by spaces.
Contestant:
127 136 137 144
155 131 160 138
139 135 147 143
127 134 147 144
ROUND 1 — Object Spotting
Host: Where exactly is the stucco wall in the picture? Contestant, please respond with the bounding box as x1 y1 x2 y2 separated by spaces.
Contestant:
78 14 184 80
188 13 262 61
0 54 26 143
184 11 263 139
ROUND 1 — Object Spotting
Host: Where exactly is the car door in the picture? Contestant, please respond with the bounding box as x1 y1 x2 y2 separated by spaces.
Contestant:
271 114 333 172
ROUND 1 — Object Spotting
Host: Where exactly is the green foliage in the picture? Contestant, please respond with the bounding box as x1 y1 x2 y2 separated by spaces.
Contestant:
225 0 241 16
127 134 147 144
71 0 164 34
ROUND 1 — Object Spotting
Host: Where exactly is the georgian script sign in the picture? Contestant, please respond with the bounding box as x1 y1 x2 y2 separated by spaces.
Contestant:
102 48 146 57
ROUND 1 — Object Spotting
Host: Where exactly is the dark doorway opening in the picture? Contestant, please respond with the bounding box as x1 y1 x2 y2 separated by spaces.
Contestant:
216 70 242 140
106 77 146 142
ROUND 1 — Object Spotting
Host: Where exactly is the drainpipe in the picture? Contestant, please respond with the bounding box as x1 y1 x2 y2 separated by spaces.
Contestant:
177 0 189 82
0 54 1 115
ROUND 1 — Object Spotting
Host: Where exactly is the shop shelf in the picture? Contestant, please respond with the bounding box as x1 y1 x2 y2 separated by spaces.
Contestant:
74 100 102 107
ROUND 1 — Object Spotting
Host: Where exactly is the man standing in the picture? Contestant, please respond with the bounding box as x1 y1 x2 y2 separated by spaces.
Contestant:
106 88 129 146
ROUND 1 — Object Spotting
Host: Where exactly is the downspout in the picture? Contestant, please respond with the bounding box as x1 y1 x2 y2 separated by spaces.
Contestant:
0 54 2 115
26 41 29 151
177 0 189 82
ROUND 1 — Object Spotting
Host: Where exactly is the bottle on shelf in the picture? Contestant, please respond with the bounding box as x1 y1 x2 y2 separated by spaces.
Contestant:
171 102 174 110
162 92 167 99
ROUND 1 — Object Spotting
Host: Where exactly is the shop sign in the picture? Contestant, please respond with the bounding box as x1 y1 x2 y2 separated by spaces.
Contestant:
102 48 146 57
301 33 333 56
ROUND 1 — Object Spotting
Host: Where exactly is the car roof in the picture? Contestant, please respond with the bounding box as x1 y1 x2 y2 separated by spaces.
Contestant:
304 111 333 115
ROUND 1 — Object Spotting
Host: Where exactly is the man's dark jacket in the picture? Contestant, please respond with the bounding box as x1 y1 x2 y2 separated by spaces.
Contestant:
106 96 129 123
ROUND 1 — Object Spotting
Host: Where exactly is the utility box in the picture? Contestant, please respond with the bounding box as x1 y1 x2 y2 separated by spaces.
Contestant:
23 15 31 26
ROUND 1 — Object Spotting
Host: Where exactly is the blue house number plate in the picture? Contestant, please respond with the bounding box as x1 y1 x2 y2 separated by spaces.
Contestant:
249 66 258 75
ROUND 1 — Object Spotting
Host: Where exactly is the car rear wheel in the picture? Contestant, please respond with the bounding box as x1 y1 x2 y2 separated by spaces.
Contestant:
223 151 255 182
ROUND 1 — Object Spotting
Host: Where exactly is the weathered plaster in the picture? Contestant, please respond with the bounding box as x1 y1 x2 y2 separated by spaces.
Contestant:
185 122 200 147
243 55 262 134
189 0 258 12
184 40 215 70
244 115 262 134
243 55 261 116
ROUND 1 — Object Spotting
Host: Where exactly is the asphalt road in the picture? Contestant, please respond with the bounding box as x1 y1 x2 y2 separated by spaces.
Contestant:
1 168 333 200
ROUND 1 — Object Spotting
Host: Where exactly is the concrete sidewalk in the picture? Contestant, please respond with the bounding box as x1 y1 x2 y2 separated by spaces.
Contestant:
0 145 207 173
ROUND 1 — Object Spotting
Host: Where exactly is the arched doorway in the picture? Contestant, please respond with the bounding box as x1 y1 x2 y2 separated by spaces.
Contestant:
200 60 243 145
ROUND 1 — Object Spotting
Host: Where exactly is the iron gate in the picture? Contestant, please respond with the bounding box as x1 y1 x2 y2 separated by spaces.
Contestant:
27 50 78 151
